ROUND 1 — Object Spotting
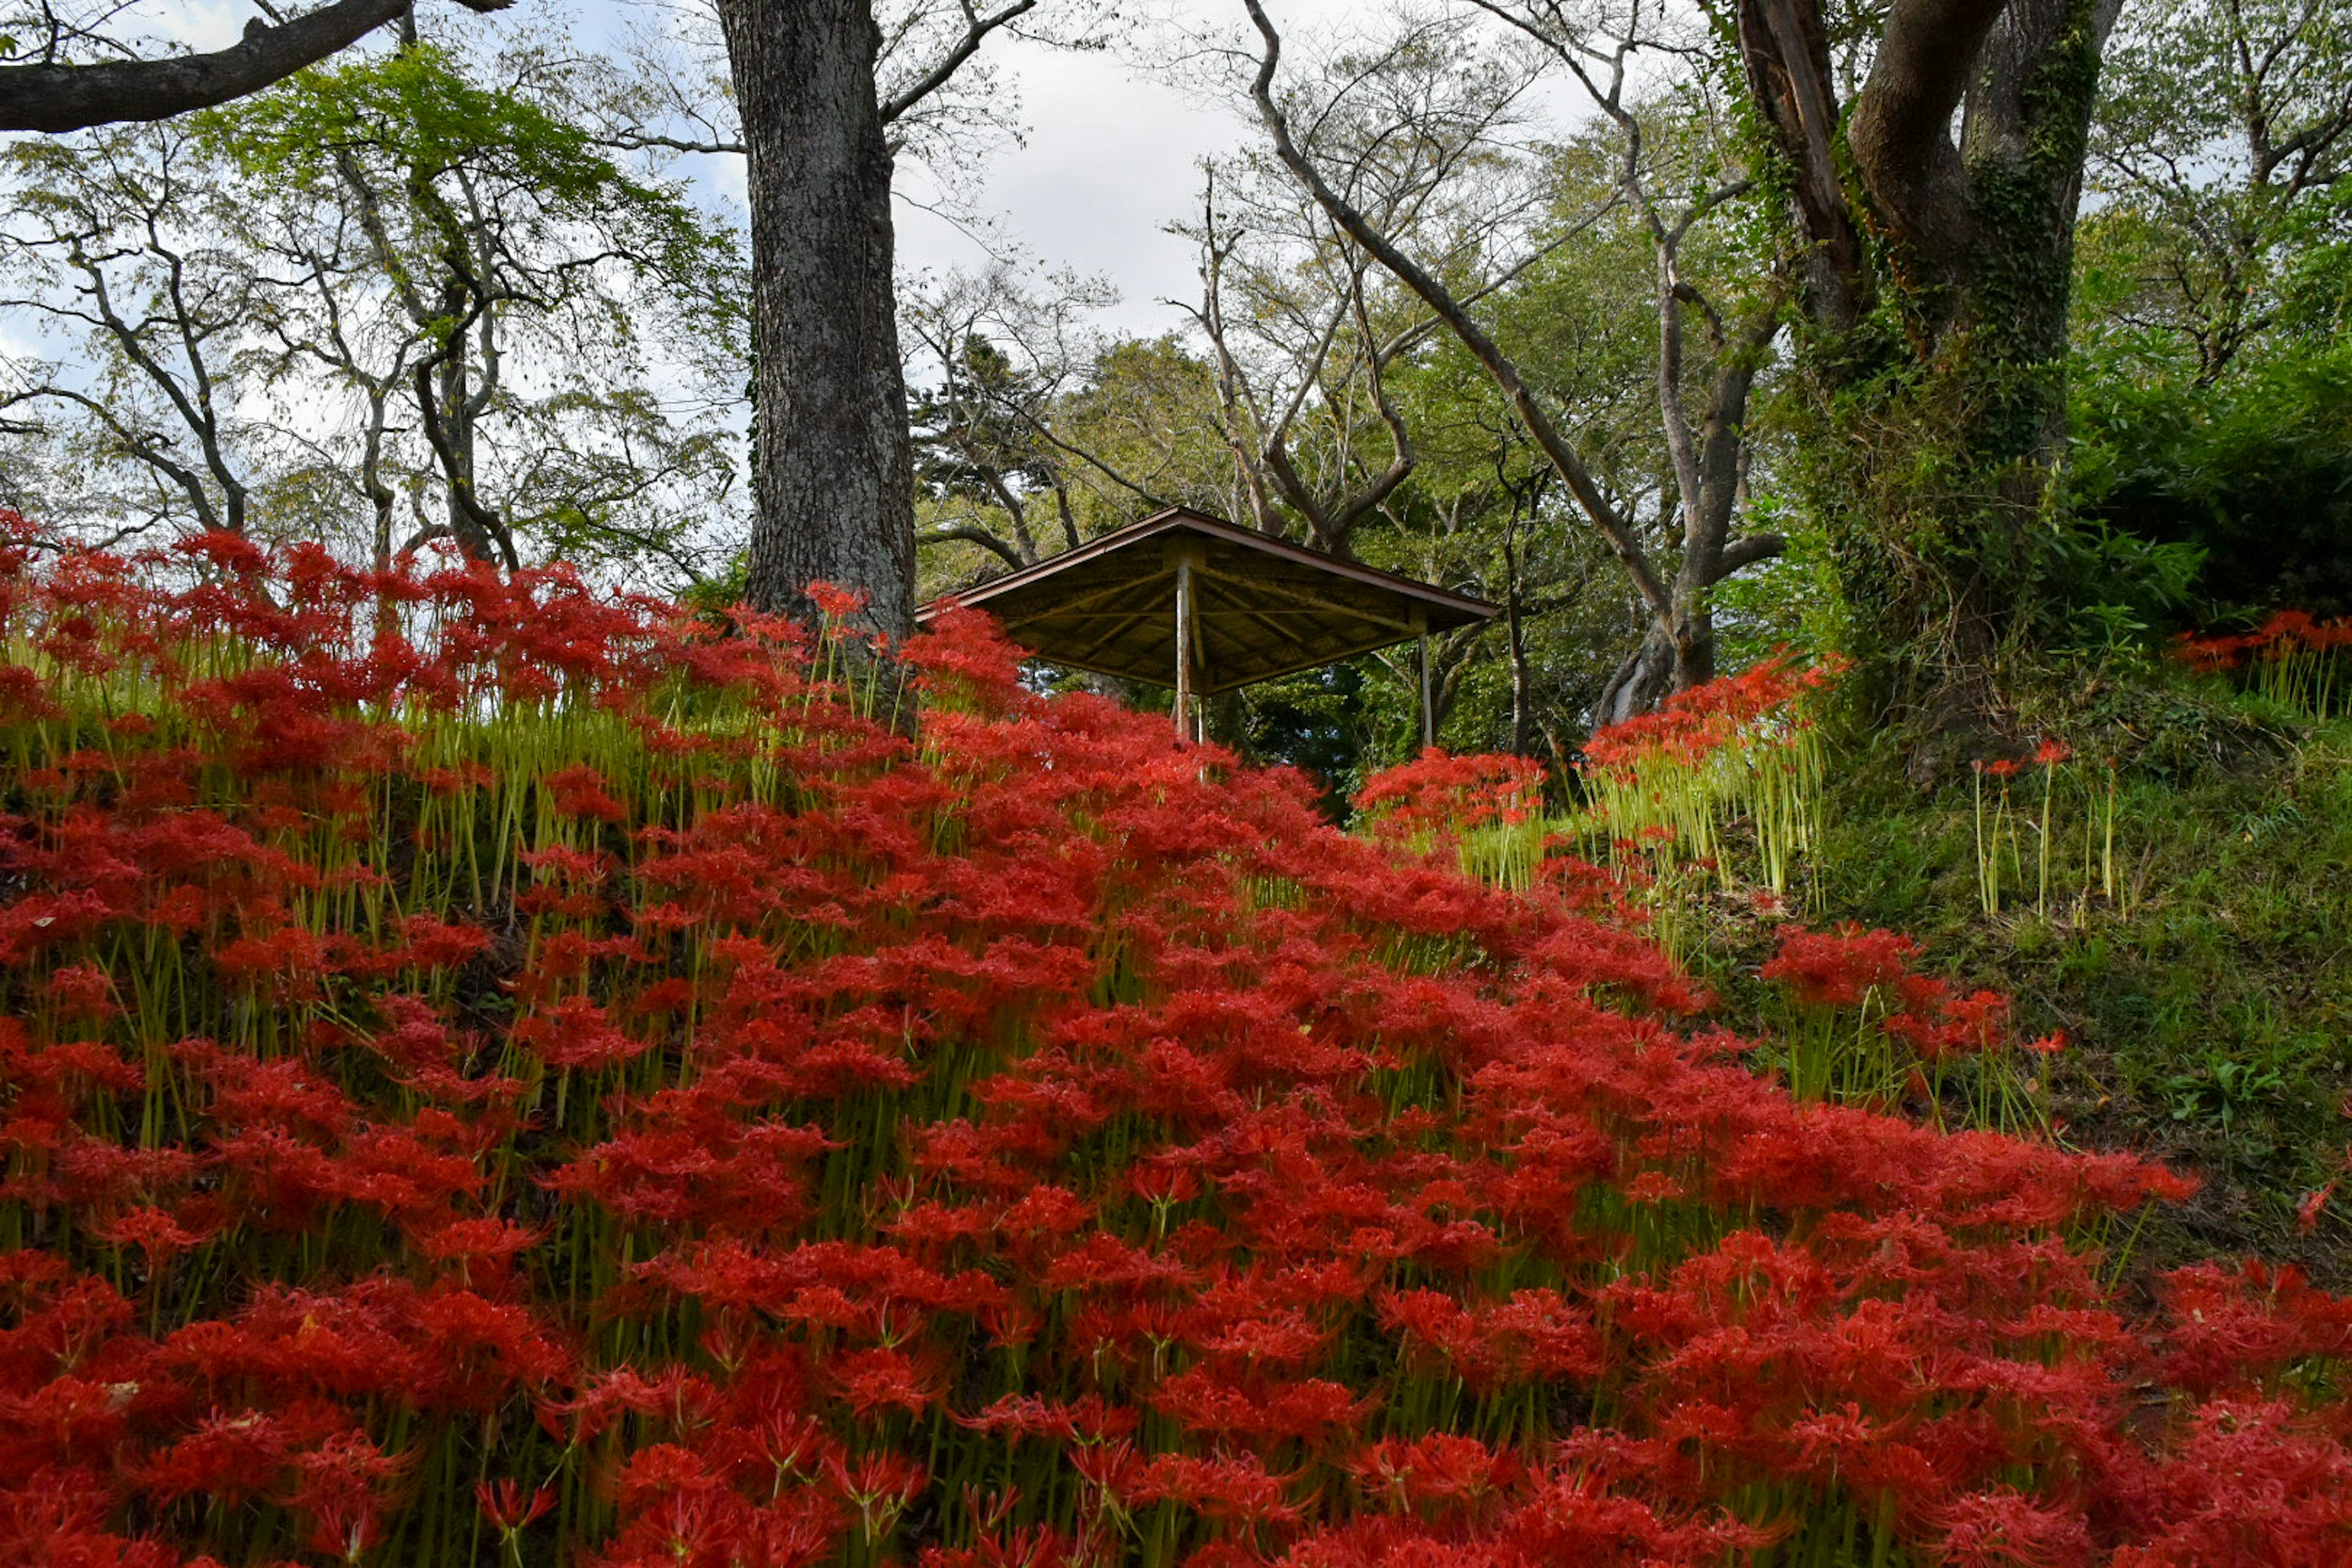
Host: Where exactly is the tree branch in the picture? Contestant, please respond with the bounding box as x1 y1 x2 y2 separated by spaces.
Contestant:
0 0 514 134
1240 0 1674 630
1845 0 2007 262
1732 0 1864 326
599 131 747 157
918 522 1028 571
1713 532 1787 578
879 1 1038 126
1314 272 1414 553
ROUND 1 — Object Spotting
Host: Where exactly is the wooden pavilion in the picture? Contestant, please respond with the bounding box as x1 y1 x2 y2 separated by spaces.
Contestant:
916 507 1499 741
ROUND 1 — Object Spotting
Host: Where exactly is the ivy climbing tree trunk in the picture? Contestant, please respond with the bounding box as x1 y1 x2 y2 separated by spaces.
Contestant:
1733 0 2121 762
715 0 916 639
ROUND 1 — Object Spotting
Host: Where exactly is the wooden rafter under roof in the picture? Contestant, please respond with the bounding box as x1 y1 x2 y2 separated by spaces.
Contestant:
916 507 1499 696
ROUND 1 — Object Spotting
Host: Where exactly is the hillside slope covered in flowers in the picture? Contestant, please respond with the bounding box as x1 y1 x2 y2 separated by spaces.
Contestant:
2 528 2348 1567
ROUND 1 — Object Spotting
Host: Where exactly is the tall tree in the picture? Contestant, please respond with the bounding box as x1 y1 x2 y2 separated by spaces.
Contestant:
1237 1 1786 718
903 262 1124 573
0 121 266 541
2080 0 2352 381
228 39 736 571
0 18 742 576
1175 102 1555 564
709 1 1047 639
1727 0 2136 750
713 1 912 638
903 260 1308 601
1464 0 1789 719
2065 0 2352 623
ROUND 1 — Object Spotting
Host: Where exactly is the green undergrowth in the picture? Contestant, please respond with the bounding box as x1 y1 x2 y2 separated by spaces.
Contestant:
1691 692 2352 1288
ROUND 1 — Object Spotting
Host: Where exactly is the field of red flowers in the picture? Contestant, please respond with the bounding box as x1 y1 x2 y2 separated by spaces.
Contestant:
3 523 2350 1567
2174 611 2350 722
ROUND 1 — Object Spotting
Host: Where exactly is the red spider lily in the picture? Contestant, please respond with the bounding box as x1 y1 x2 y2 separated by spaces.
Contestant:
805 582 872 622
138 1408 292 1506
2116 1399 2352 1566
1154 1366 1377 1447
1580 651 1838 775
2173 609 2352 671
1928 1486 2094 1568
1352 750 1547 840
2186 609 2352 718
961 1393 1139 1446
88 1204 217 1265
827 1449 927 1541
1762 923 1918 1009
543 763 632 824
477 1477 557 1532
0 529 2340 1568
1131 1450 1310 1529
289 1430 406 1564
826 1346 943 1421
39 963 122 1020
1346 1433 1519 1518
2299 1183 2336 1235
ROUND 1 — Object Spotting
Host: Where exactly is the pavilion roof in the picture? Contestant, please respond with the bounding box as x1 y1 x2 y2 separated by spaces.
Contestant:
916 507 1498 694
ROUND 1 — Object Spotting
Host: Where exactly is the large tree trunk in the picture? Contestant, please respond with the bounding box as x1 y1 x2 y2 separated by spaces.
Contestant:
1736 0 2117 762
1594 599 1719 731
716 0 916 640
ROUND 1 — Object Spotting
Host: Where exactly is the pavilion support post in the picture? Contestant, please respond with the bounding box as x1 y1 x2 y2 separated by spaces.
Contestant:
1414 607 1433 751
1174 553 1196 742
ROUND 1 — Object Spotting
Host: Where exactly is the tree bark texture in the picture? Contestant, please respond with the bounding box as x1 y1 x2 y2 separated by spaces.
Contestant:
1735 0 2120 755
715 0 916 641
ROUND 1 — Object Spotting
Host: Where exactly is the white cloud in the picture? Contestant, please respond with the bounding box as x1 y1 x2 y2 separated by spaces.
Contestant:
895 0 1372 339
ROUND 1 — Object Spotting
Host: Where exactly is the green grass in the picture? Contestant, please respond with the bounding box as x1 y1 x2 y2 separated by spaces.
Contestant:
1784 710 2352 1284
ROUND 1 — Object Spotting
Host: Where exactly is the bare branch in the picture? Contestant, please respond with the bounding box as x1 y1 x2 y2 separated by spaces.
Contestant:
880 1 1039 126
1714 532 1787 577
0 0 514 134
600 131 747 157
1238 0 1674 628
918 522 1029 571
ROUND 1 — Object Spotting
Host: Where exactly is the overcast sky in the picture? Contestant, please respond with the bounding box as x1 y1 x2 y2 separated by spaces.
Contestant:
6 0 1393 375
891 0 1370 338
135 0 1373 341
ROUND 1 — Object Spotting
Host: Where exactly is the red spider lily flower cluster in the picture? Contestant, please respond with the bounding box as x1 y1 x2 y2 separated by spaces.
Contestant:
2172 610 2352 674
1763 923 2013 1061
1 517 2348 1567
1976 741 2073 782
1578 653 1839 777
1574 651 1842 900
1350 750 1546 842
2174 609 2351 720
